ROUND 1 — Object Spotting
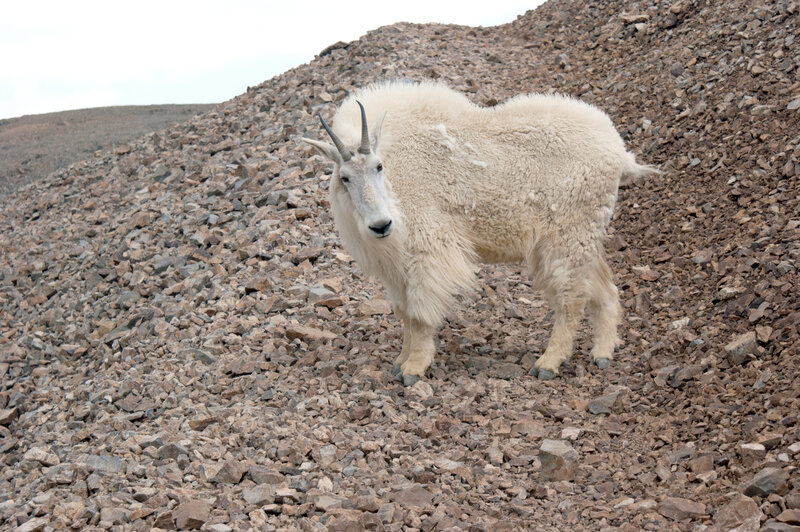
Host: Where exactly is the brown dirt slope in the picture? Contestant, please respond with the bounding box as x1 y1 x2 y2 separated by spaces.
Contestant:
0 0 799 531
0 104 216 193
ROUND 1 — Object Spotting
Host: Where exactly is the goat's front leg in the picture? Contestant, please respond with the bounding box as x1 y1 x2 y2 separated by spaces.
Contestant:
391 312 413 375
393 314 436 385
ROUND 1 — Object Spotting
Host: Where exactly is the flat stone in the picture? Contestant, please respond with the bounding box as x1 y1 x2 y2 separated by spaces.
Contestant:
316 444 337 467
308 286 343 307
100 507 130 524
408 380 433 400
358 298 392 316
85 454 123 474
285 323 337 341
274 488 302 504
15 517 49 532
738 442 766 467
152 510 174 529
539 439 579 482
713 493 761 531
178 348 218 365
658 497 707 520
0 407 20 425
589 390 623 415
742 467 789 497
349 405 371 421
45 463 75 485
311 493 347 512
776 509 800 524
243 484 276 506
725 331 757 365
493 362 524 379
214 459 247 484
688 454 713 473
391 484 434 508
249 466 286 485
23 446 60 466
325 509 372 532
188 417 219 431
158 442 189 460
173 499 209 529
762 520 800 532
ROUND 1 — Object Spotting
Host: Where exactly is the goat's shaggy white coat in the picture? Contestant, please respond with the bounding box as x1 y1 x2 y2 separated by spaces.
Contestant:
305 81 657 379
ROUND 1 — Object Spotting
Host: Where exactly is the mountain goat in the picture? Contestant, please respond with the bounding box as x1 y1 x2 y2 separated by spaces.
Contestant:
303 81 657 384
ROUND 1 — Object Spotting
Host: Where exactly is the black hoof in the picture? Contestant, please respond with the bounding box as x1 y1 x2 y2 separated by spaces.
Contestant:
391 365 402 377
593 358 611 370
528 366 538 377
537 368 557 381
402 374 421 387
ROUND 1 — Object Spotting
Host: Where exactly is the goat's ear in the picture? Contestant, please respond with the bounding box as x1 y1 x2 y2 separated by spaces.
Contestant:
302 138 340 163
371 111 387 151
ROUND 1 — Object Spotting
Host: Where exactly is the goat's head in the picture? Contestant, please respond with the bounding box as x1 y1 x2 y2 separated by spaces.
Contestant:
303 102 392 239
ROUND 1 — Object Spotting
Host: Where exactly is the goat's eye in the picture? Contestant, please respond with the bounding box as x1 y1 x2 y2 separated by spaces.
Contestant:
376 163 383 172
340 176 350 184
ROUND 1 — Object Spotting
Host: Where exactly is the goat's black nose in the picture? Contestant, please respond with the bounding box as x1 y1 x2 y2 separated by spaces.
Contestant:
369 220 393 236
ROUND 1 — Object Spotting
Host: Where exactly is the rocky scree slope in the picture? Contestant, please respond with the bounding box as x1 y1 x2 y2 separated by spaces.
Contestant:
0 0 799 530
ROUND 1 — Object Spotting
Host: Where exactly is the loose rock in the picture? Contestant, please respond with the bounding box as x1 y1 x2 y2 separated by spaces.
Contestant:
539 439 579 482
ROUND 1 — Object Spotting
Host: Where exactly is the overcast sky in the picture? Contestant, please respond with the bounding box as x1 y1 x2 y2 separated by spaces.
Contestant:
0 1 543 120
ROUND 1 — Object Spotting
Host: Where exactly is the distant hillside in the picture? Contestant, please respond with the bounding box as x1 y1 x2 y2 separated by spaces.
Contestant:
0 104 216 192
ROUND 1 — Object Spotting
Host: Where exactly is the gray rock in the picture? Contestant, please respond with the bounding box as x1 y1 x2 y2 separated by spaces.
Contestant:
99 507 131 525
158 442 189 460
243 484 276 506
762 520 800 532
738 442 766 467
539 439 578 481
713 493 761 531
214 460 247 484
173 499 210 529
23 447 60 467
725 331 757 365
249 466 285 485
658 497 707 520
316 444 337 467
589 390 622 415
742 467 789 497
85 454 123 474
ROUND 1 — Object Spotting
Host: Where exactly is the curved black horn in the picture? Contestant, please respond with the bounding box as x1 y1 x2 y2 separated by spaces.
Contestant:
357 101 371 154
318 113 351 161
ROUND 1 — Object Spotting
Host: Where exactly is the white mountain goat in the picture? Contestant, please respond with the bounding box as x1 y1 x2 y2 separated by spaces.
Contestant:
303 81 657 384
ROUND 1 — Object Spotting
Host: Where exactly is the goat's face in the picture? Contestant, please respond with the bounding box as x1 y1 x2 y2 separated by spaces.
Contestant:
303 101 393 239
335 152 393 238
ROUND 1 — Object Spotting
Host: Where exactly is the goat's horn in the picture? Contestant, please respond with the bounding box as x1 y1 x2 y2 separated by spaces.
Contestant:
357 101 371 154
318 113 351 162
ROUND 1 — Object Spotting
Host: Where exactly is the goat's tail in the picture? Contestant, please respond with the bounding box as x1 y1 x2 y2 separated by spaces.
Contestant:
619 151 661 187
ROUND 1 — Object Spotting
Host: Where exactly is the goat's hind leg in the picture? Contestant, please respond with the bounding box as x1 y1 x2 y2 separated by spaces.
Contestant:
586 258 621 370
533 290 586 379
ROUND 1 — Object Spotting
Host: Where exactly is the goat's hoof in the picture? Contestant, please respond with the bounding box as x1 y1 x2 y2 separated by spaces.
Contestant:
593 358 611 370
402 374 421 387
391 365 402 377
537 368 557 381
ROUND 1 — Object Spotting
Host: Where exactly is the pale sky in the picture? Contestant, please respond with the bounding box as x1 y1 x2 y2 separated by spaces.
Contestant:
0 1 542 120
